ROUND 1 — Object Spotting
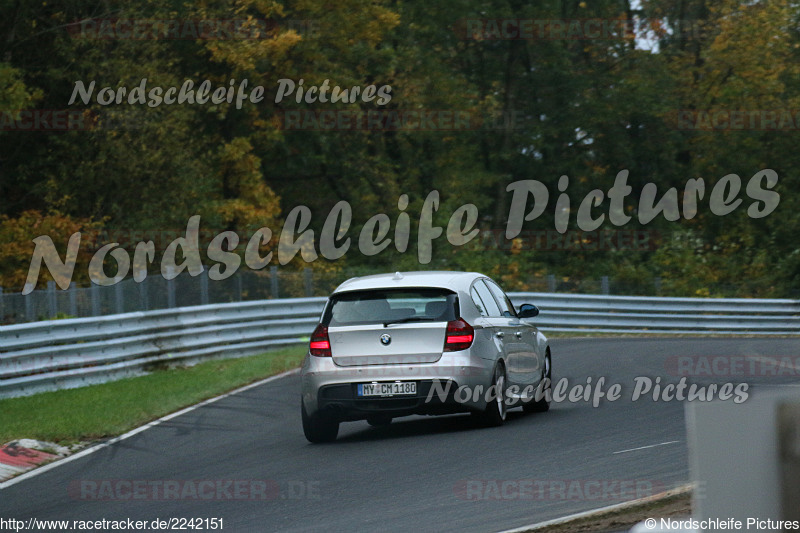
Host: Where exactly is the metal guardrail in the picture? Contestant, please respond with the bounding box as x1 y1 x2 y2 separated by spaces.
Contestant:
0 298 327 399
509 293 800 334
1 293 799 398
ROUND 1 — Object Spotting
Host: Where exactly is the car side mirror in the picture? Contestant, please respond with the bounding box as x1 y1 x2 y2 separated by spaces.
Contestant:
518 303 539 318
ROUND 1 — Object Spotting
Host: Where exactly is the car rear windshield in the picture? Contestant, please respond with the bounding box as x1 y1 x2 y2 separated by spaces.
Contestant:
323 288 458 327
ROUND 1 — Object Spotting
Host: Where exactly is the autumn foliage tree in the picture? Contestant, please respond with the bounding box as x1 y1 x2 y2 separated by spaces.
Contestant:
0 0 798 296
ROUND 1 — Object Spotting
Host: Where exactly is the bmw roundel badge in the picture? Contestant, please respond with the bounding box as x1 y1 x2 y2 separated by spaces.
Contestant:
380 333 391 346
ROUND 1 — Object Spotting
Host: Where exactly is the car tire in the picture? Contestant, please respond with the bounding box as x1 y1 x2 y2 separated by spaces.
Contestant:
366 415 392 427
524 352 551 413
477 363 507 427
301 400 339 443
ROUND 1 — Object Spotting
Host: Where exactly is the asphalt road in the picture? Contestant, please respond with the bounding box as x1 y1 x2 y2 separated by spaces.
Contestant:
2 337 799 532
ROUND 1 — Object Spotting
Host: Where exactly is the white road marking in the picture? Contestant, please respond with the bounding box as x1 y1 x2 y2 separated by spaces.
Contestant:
613 440 680 455
0 368 300 490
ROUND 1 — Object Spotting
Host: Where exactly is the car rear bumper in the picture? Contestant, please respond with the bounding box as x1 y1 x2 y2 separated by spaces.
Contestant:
300 350 495 420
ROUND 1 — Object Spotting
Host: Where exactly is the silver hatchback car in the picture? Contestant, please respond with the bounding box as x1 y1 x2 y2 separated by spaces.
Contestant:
300 271 551 442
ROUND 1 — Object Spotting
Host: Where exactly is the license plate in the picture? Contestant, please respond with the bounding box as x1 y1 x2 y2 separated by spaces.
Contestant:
357 382 417 397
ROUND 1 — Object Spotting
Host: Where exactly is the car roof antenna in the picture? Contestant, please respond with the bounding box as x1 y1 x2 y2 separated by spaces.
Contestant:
393 272 404 280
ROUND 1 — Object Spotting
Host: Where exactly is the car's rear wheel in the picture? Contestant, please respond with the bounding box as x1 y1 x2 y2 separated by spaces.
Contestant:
477 363 507 427
524 352 551 413
366 415 392 427
301 400 339 443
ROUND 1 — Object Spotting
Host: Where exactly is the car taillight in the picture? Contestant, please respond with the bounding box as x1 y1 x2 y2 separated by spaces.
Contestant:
444 319 474 352
309 324 332 357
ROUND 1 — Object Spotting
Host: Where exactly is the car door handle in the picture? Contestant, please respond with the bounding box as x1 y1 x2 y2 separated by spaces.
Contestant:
495 331 504 338
515 331 522 338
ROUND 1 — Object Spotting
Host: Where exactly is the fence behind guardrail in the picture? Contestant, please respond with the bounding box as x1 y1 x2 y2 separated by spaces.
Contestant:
7 267 795 327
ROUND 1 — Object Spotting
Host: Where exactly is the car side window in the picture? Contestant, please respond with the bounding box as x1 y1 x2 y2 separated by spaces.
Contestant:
484 279 517 317
473 281 502 317
470 286 489 317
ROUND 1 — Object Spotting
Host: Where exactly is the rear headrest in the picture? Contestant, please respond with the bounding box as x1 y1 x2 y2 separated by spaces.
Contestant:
356 299 391 317
425 301 448 318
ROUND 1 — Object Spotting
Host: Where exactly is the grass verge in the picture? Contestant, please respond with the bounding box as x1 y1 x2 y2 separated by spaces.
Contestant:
0 345 307 446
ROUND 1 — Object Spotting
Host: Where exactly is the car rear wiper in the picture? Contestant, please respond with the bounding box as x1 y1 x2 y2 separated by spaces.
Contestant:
382 317 437 327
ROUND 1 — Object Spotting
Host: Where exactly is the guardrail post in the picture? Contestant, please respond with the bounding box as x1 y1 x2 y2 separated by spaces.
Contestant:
304 268 313 297
270 266 279 299
68 282 77 317
139 277 149 311
47 281 57 318
91 282 100 316
654 277 662 296
167 266 176 308
236 272 243 302
546 274 556 292
601 276 610 295
115 282 124 314
200 271 209 305
25 289 34 322
0 286 4 322
779 402 800 521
